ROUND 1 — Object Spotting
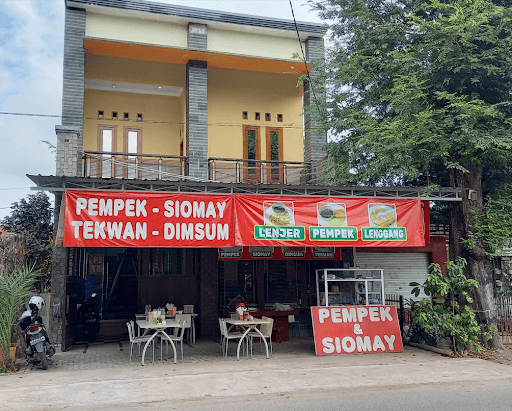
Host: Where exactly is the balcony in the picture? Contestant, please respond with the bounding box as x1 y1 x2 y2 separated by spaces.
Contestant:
208 157 312 185
82 151 188 180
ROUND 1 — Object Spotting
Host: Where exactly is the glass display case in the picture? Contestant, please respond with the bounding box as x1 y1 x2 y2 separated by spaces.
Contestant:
315 268 385 306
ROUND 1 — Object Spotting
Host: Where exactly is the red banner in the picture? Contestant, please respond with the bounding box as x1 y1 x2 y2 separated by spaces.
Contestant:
234 195 426 247
63 191 426 248
64 191 235 248
311 306 404 355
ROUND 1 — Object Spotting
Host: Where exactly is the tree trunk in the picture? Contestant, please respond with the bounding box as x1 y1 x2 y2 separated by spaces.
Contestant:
449 161 502 349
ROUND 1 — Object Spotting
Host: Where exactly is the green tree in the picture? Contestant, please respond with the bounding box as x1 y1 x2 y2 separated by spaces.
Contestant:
1 193 53 290
309 0 512 347
0 266 40 366
410 258 496 352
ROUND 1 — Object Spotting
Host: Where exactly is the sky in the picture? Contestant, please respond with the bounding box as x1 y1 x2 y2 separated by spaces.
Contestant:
0 0 324 221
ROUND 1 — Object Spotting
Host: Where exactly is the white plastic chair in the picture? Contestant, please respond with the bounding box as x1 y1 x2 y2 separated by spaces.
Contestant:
218 318 246 358
161 314 191 361
126 321 155 362
172 314 191 361
288 314 301 338
248 316 274 357
176 313 193 343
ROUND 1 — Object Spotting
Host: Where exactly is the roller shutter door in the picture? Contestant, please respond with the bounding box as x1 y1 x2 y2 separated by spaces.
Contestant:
354 252 430 304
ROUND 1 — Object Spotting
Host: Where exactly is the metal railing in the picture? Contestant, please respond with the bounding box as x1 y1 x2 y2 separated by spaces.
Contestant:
208 157 312 185
82 151 188 181
386 294 411 337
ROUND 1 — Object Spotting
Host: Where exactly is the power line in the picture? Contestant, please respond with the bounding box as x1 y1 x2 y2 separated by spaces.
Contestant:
0 187 32 191
0 111 60 118
288 0 329 135
0 112 305 129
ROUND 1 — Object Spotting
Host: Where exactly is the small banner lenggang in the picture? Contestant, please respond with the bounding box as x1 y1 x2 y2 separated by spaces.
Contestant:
63 190 427 248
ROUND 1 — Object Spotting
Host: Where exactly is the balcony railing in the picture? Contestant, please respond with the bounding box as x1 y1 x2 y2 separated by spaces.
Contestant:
208 157 312 185
82 151 188 180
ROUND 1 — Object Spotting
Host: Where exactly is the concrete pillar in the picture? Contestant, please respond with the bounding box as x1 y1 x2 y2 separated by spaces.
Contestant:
49 245 68 348
55 125 81 176
198 249 219 338
304 36 327 180
60 6 85 176
188 23 207 50
186 60 208 180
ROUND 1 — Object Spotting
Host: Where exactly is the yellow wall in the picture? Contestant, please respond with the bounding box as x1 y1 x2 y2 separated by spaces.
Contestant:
83 90 184 156
208 28 302 61
82 55 304 162
85 13 188 48
83 56 186 156
84 55 186 87
208 68 304 162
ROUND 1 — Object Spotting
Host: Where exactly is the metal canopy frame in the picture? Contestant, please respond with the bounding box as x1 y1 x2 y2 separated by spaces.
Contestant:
26 174 462 201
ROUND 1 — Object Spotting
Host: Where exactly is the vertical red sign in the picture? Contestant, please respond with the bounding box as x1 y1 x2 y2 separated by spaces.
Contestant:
311 306 403 355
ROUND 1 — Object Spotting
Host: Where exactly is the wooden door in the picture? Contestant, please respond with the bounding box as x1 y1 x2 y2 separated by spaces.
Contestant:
97 125 117 178
243 125 261 183
123 127 142 179
265 127 283 183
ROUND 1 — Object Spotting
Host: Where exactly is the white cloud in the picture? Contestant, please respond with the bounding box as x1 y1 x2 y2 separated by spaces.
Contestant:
0 0 63 219
0 0 321 220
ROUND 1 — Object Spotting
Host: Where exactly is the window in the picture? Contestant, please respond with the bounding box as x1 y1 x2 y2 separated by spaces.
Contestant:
98 111 104 119
265 113 271 121
149 249 182 276
96 125 117 178
137 113 143 122
277 114 283 122
112 112 118 120
123 112 129 121
255 112 260 121
242 111 248 120
243 125 261 183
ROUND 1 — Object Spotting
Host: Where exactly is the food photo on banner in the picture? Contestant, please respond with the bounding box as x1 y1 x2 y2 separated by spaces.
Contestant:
233 194 427 247
311 306 404 355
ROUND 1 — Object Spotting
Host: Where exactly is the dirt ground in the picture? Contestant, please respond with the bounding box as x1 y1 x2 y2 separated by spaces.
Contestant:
465 346 512 365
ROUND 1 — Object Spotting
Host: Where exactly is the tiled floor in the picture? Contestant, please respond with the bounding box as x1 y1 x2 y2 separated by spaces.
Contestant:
18 333 317 373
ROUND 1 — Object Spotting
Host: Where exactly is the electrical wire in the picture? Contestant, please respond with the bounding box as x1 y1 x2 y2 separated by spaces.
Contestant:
0 111 60 118
287 0 329 135
0 187 32 190
0 112 304 129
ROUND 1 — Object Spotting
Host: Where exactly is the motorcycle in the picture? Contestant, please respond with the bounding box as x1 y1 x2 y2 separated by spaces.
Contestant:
77 293 100 342
18 296 56 370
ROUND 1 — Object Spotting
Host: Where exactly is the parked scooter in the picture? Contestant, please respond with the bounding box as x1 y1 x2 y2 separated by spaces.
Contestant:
18 296 56 370
77 293 100 342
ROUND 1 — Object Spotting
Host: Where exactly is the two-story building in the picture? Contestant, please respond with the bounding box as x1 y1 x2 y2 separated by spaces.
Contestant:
29 0 456 350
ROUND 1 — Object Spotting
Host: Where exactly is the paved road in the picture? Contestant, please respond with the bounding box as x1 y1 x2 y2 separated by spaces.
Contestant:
1 346 511 411
12 378 510 411
190 379 512 411
48 379 512 411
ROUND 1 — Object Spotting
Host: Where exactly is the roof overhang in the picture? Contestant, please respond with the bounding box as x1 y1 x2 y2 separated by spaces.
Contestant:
66 0 325 40
84 38 311 76
27 175 462 201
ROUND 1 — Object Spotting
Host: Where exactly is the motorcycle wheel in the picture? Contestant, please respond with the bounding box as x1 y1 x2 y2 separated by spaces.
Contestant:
38 351 49 370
